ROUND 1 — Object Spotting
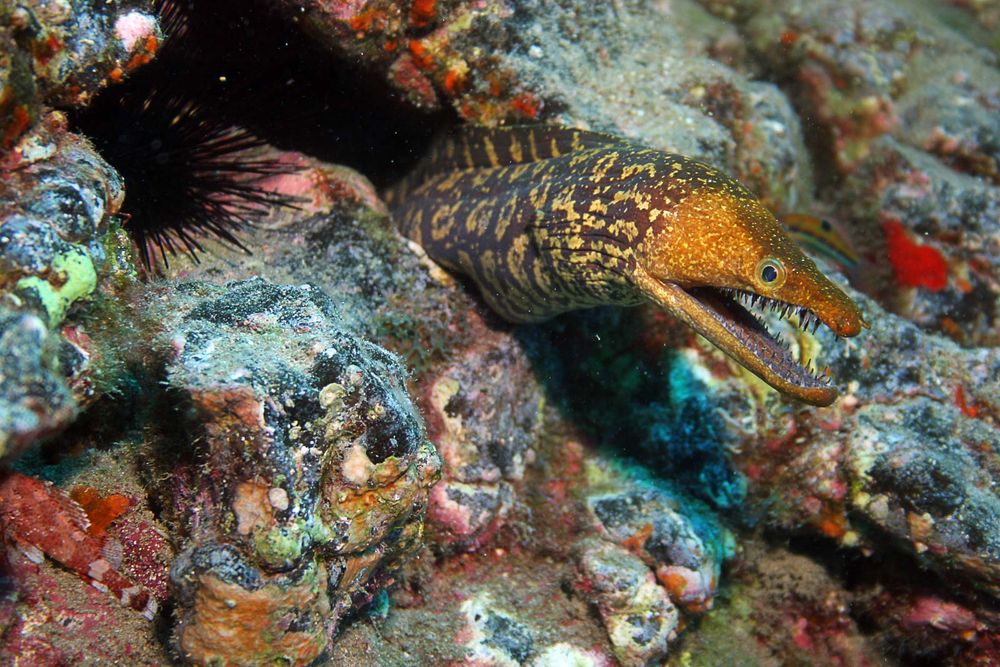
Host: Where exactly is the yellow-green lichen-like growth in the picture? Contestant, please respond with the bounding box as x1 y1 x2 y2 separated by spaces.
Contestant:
392 125 867 406
14 245 97 327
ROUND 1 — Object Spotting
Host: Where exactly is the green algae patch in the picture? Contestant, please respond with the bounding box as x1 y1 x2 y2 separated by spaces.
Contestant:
255 524 308 569
254 518 336 570
15 246 97 326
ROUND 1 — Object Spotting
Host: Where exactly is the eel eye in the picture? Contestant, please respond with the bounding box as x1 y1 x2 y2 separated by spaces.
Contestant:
755 257 786 288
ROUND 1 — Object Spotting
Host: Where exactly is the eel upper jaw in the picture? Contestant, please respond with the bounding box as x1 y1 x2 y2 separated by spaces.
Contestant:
632 265 838 406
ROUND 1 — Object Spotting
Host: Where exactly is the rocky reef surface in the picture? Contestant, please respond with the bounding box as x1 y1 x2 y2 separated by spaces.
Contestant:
1 0 999 665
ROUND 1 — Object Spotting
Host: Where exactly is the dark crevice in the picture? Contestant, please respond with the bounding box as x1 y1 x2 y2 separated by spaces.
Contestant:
776 528 1000 665
69 0 456 233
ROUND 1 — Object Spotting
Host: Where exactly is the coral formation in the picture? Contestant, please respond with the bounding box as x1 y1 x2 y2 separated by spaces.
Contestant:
842 139 1000 344
695 0 1000 344
0 113 129 460
146 278 440 665
575 538 680 666
420 312 544 550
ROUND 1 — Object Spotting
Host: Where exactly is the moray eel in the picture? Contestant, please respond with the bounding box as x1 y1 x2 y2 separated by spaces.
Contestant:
390 126 867 406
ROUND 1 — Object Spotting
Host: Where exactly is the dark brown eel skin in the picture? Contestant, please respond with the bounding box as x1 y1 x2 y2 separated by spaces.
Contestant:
390 125 866 406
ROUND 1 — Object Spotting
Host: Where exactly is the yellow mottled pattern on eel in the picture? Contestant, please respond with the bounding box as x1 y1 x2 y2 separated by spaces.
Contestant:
392 126 749 323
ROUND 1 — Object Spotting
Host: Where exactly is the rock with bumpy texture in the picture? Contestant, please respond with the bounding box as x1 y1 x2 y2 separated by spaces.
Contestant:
840 138 1000 345
585 479 731 614
575 538 679 667
147 278 439 666
0 114 130 459
0 1 161 149
695 0 1000 344
271 0 812 209
420 311 544 551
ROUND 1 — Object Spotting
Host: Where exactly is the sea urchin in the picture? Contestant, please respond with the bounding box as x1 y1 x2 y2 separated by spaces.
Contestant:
76 77 300 270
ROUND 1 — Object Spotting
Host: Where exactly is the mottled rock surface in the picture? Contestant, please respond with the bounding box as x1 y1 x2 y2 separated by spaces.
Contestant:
694 0 1000 344
420 314 545 551
575 538 680 667
143 278 439 665
0 114 130 460
0 0 160 149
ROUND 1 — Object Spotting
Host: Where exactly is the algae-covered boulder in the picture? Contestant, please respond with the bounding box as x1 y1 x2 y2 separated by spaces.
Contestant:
0 115 131 460
146 278 439 665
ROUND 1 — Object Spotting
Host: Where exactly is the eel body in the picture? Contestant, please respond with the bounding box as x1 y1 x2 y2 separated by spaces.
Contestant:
391 126 866 406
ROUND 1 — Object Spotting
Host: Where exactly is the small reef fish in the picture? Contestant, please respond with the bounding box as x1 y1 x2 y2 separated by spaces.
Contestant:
780 213 860 273
0 470 158 620
391 126 866 406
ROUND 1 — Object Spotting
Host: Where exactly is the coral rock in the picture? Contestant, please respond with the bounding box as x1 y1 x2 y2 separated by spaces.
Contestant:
575 538 679 667
172 545 332 667
459 590 537 666
586 482 729 613
146 277 439 663
842 138 1000 344
0 116 128 459
0 1 161 148
421 315 543 550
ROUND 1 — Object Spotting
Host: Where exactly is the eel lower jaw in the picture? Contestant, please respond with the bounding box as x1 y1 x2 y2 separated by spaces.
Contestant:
632 266 838 407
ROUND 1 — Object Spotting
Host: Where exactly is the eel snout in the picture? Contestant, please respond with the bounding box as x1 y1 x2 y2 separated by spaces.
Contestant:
632 266 849 406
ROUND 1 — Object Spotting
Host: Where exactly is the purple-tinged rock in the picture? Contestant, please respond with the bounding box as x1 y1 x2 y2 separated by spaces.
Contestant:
574 538 679 667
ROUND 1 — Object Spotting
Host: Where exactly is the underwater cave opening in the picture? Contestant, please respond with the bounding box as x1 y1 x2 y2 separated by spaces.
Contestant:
69 0 455 265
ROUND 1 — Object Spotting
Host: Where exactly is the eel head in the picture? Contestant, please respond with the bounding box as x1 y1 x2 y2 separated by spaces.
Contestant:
634 184 867 406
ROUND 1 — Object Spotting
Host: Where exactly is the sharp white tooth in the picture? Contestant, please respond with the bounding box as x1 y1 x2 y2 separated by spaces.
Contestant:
812 318 820 334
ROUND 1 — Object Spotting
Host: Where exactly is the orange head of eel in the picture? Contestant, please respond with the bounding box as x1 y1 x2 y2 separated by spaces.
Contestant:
630 168 867 406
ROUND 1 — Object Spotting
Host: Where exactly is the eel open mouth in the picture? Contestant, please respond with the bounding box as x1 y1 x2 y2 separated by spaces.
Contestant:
632 266 839 406
689 286 832 388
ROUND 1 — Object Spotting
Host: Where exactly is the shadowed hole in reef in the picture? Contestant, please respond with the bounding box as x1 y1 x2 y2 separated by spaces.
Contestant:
780 530 999 666
516 306 746 511
69 0 455 264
